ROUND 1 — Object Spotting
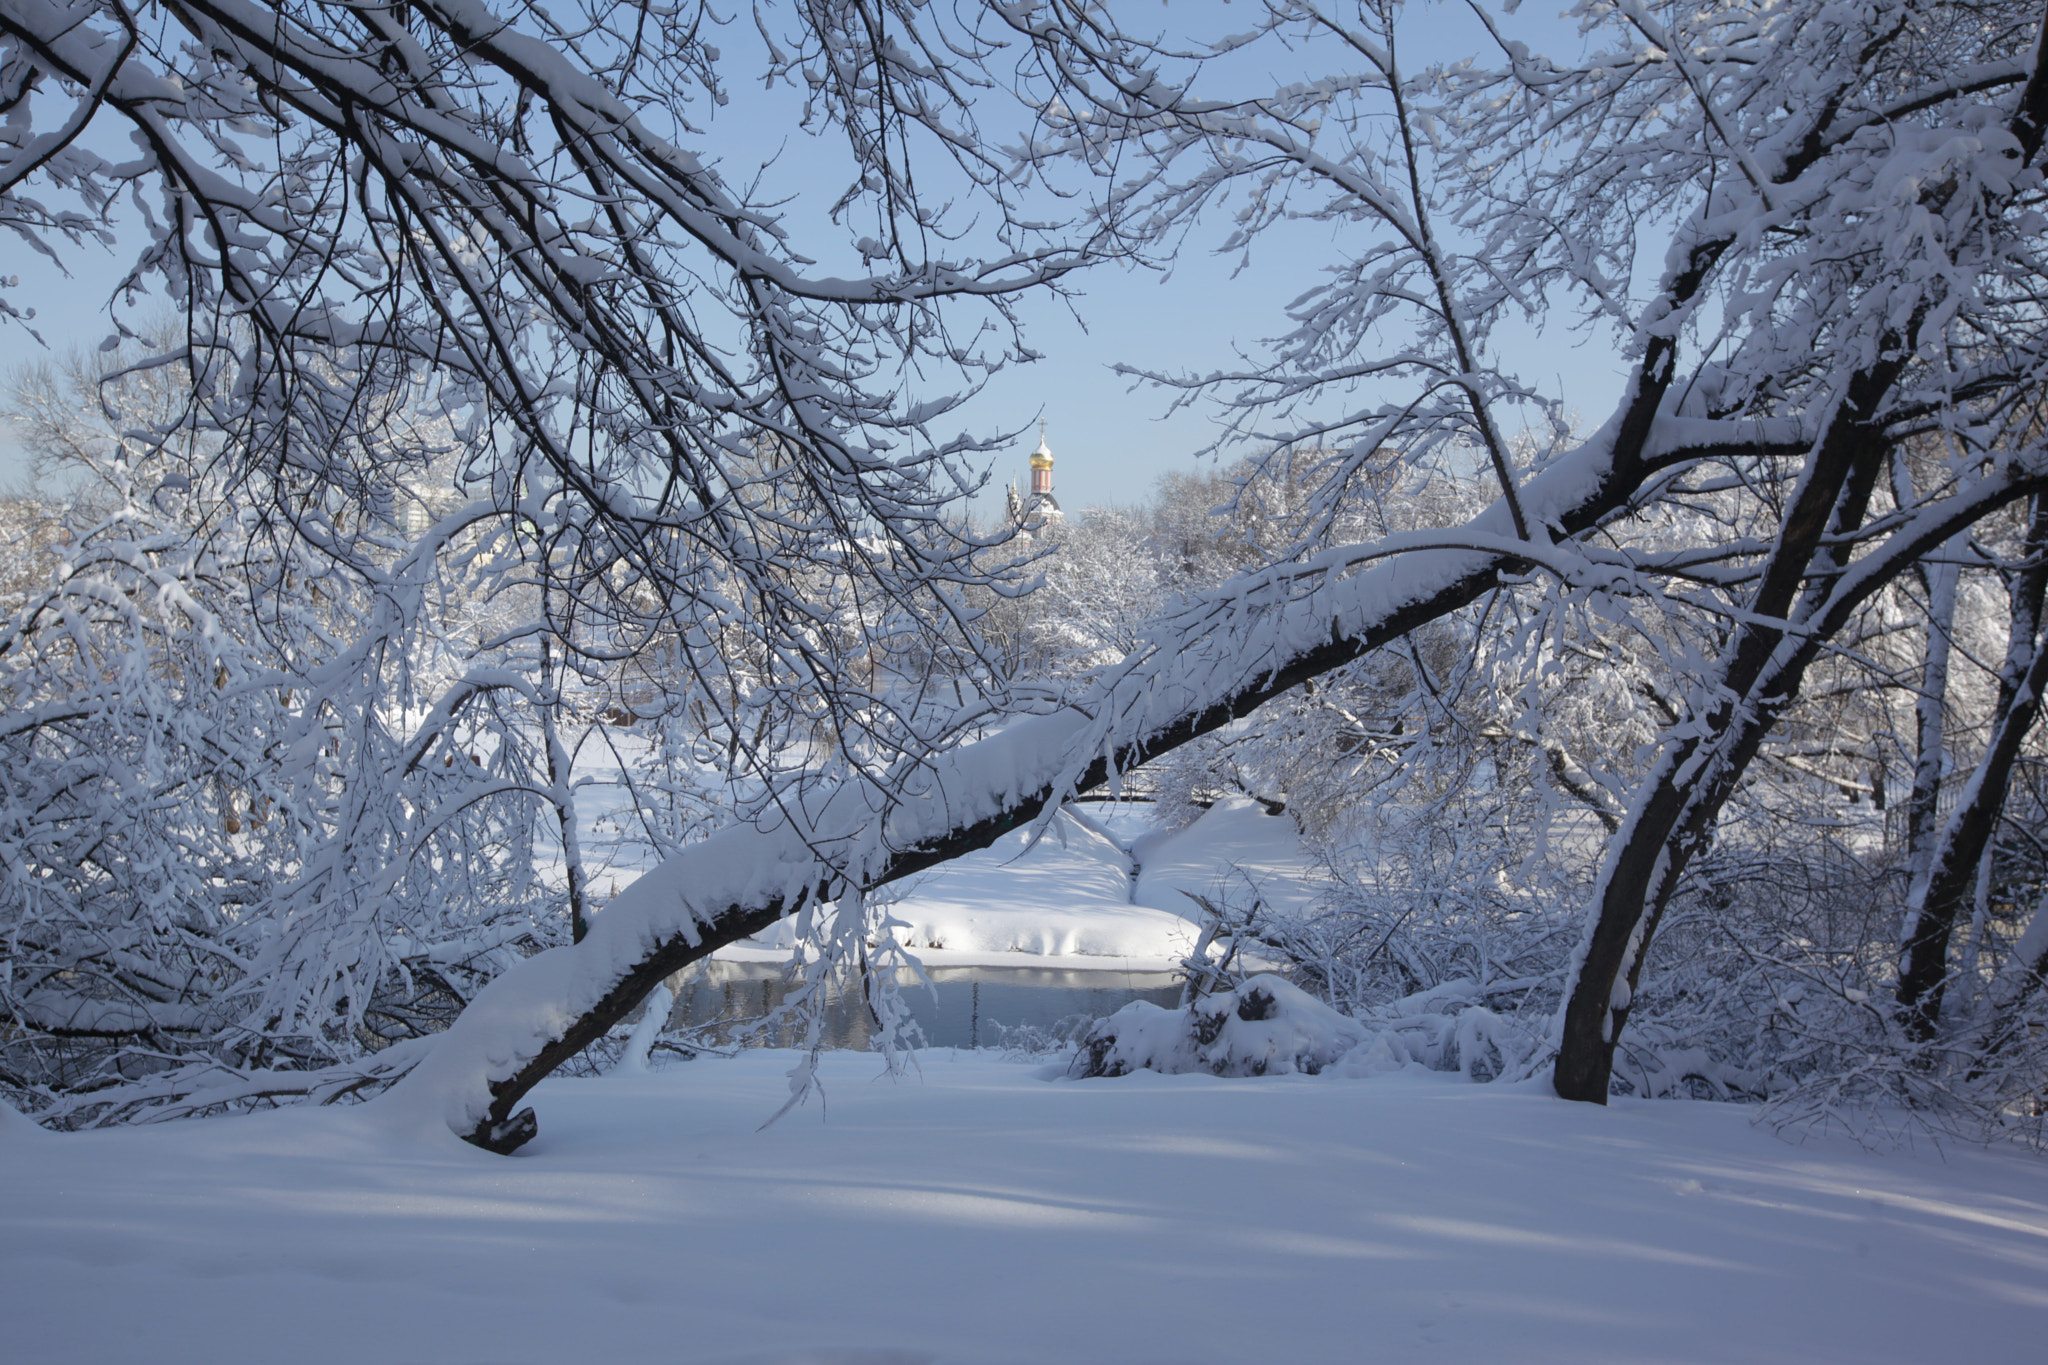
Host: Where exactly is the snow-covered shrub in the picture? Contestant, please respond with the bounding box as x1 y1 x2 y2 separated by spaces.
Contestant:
1070 975 1368 1079
0 352 641 1126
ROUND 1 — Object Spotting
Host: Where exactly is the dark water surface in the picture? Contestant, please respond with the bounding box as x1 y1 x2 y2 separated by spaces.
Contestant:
667 961 1181 1050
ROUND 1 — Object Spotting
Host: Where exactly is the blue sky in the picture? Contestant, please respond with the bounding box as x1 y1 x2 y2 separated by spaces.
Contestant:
0 2 1628 514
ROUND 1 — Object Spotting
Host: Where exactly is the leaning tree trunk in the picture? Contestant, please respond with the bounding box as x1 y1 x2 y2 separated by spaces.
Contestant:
1548 417 2048 1096
1896 495 2048 1040
379 393 1809 1151
377 478 1584 1152
1553 372 1897 1103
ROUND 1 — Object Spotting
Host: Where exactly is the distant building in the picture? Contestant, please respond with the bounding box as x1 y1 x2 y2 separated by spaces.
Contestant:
1006 421 1064 532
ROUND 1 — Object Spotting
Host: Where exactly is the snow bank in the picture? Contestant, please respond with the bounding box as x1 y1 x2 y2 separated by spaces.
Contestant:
1131 797 1323 920
1072 974 1369 1077
742 808 1196 960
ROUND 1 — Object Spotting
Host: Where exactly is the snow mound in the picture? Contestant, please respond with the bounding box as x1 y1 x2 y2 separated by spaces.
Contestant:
742 808 1198 960
1130 797 1322 920
0 1098 46 1139
1071 974 1369 1078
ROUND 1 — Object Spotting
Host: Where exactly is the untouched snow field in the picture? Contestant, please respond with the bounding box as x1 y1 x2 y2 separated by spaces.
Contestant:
6 1053 2047 1365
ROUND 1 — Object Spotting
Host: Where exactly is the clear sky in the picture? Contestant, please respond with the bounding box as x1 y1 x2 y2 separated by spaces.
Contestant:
0 2 1628 515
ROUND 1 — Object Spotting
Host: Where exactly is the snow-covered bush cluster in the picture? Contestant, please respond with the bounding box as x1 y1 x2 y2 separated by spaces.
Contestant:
1071 971 1550 1087
0 348 649 1124
1072 976 1368 1079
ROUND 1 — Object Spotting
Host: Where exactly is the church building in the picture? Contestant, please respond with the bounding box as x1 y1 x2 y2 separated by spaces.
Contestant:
1005 421 1064 530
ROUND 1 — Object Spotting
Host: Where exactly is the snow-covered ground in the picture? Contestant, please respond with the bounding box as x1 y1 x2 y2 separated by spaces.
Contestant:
18 778 2034 1363
5 1053 2045 1364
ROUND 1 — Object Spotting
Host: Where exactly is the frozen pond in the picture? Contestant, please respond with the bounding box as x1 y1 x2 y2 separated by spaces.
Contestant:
667 960 1181 1051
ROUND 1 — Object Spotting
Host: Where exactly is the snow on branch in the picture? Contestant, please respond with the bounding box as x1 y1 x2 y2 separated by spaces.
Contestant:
379 408 1807 1149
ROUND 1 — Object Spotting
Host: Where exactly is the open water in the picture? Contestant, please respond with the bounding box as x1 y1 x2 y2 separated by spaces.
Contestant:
665 960 1181 1051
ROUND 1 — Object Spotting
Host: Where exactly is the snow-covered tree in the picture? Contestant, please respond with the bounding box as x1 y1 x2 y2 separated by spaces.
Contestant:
0 0 1089 1127
1003 0 2048 1105
8 0 2048 1149
0 338 633 1118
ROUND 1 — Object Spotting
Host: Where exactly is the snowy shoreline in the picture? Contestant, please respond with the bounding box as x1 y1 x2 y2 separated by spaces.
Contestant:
709 940 1189 974
709 796 1320 971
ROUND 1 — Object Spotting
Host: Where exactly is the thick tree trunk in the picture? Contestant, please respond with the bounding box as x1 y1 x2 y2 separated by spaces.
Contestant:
1896 496 2048 1039
414 540 1547 1152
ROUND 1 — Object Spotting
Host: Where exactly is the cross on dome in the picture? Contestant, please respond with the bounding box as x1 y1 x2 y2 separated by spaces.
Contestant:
1030 418 1054 469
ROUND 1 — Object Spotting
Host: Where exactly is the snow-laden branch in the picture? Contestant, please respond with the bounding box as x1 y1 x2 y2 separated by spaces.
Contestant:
377 409 1805 1149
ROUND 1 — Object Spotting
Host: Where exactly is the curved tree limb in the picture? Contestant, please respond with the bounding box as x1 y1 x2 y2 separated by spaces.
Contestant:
373 407 1806 1151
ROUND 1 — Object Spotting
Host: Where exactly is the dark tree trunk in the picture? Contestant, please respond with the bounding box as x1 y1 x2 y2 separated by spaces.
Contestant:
1554 353 1902 1104
1553 463 2048 1101
1896 496 2048 1039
